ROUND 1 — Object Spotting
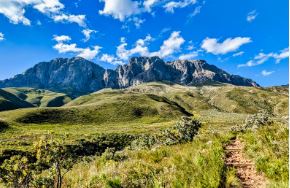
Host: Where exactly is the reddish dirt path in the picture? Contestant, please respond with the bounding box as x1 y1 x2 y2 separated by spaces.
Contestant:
225 138 267 188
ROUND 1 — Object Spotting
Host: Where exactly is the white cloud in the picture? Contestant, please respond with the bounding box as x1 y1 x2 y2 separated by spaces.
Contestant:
163 0 197 13
100 35 153 65
273 48 289 63
53 14 86 27
82 29 97 42
143 0 159 12
238 48 289 67
261 70 274 76
151 31 185 58
100 54 123 65
233 51 244 57
179 51 198 60
33 0 64 14
53 35 101 60
99 0 141 21
238 53 272 67
130 17 145 28
0 32 4 41
77 46 101 60
0 0 32 25
201 37 252 55
247 10 258 22
117 35 153 60
53 43 81 53
53 35 71 42
191 5 202 16
0 0 86 27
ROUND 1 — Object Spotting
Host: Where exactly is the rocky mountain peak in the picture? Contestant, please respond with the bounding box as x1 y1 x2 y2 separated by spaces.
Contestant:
0 56 259 97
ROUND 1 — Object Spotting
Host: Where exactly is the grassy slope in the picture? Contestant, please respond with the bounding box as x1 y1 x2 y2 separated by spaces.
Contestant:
0 89 34 111
2 87 71 107
0 83 288 187
240 123 289 187
0 83 287 151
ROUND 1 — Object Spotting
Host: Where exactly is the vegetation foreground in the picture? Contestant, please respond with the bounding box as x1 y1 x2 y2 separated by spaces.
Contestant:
0 83 288 187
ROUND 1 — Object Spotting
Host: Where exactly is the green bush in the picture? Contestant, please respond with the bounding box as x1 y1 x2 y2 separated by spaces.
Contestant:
131 116 202 149
232 110 272 132
0 155 34 188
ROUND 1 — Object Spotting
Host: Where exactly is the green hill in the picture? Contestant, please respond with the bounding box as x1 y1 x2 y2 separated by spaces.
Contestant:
0 89 34 111
0 83 288 188
67 82 288 116
2 87 71 107
7 93 189 125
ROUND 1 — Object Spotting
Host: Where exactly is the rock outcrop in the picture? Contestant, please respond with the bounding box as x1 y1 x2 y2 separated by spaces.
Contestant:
0 56 259 97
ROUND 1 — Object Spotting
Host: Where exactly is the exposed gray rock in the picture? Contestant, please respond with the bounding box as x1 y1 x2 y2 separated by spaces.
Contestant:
0 56 259 97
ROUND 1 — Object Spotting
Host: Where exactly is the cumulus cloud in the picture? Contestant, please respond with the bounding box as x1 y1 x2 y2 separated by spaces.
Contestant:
273 48 289 63
98 0 199 27
101 31 185 65
82 29 97 42
0 0 86 27
238 48 289 67
179 51 198 60
151 31 185 58
33 0 64 14
163 0 197 13
53 35 71 42
261 70 274 76
238 52 273 67
53 14 86 27
53 35 101 60
0 0 32 25
143 0 159 12
117 35 153 60
0 32 4 41
99 0 141 21
53 43 81 53
77 46 101 60
100 54 123 65
201 37 252 55
247 10 258 22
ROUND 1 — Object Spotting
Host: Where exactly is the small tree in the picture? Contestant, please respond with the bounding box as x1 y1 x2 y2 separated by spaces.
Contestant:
34 136 74 188
0 155 34 188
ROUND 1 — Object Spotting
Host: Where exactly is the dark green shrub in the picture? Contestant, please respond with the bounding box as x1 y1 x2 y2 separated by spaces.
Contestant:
0 155 34 188
131 116 202 149
231 110 273 132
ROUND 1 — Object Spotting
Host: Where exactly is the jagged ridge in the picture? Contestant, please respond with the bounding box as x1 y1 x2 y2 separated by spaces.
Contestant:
0 56 259 97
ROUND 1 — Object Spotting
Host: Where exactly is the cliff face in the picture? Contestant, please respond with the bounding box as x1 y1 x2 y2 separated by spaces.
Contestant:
0 56 259 97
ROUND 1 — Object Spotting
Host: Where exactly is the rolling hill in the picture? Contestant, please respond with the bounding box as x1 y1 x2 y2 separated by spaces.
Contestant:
0 83 287 128
0 89 34 111
2 87 71 107
0 87 71 111
0 82 288 188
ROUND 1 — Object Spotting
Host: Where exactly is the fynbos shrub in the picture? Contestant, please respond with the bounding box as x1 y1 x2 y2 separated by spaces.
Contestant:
131 116 202 149
231 110 273 132
162 116 201 145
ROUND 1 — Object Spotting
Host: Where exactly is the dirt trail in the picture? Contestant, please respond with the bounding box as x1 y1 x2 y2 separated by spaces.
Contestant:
225 138 267 188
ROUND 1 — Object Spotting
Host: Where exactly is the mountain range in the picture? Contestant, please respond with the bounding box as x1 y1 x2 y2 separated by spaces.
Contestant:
0 56 259 97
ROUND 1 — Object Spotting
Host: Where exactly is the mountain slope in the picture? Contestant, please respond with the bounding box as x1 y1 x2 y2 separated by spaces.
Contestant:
2 87 71 107
0 57 258 97
67 83 288 116
0 89 34 111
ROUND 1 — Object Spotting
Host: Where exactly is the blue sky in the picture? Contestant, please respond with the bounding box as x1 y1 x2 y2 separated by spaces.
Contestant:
0 0 288 86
